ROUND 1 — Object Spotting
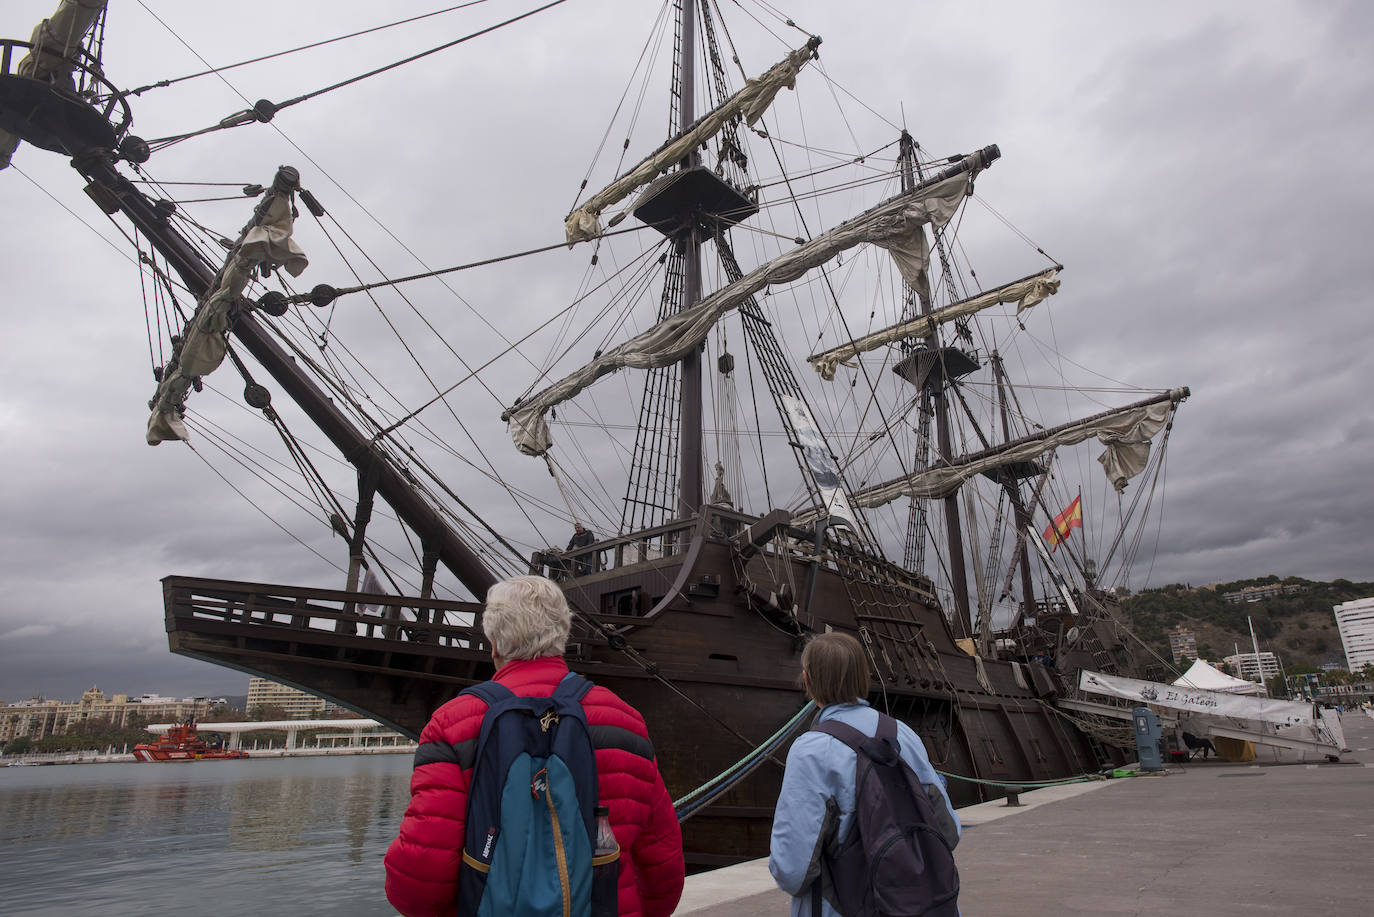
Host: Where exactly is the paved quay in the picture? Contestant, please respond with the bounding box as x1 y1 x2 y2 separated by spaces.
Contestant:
677 711 1374 916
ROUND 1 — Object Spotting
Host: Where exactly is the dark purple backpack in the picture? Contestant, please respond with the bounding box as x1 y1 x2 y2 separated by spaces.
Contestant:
810 715 960 917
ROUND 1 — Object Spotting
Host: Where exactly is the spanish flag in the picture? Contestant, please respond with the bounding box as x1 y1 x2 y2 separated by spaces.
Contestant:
1043 495 1082 552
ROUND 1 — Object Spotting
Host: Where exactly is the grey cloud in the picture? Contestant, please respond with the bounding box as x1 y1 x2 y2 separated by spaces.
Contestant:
2 0 1372 702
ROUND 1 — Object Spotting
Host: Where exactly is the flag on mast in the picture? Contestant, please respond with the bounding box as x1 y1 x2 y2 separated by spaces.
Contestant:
1043 495 1082 553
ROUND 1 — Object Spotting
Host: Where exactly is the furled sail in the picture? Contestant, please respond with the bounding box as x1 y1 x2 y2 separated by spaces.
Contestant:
563 37 821 244
146 188 309 444
808 267 1061 381
508 148 998 456
0 0 107 169
798 388 1188 519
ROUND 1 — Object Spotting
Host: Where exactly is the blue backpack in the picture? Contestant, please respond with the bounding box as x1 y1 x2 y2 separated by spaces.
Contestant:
455 673 619 917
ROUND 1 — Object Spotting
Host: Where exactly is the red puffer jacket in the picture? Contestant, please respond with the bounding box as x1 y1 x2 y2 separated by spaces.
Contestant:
384 656 685 917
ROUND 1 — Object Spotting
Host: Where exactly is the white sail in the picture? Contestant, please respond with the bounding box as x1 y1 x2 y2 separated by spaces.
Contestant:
509 165 985 455
146 193 308 444
0 0 108 170
809 268 1061 381
805 389 1188 516
564 39 820 244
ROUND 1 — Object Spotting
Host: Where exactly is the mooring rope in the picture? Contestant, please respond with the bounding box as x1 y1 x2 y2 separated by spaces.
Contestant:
674 700 817 821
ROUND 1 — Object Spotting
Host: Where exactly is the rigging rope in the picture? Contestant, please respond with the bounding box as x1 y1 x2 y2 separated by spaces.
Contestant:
144 0 572 150
128 1 497 96
281 224 649 305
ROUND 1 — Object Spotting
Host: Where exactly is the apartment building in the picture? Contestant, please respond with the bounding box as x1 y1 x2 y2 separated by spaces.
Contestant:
1221 583 1309 605
1168 626 1198 665
246 677 343 719
0 688 224 742
1222 651 1281 684
1334 596 1374 673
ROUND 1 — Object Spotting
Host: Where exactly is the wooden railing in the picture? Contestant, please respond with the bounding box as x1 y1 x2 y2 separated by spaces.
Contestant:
162 576 487 651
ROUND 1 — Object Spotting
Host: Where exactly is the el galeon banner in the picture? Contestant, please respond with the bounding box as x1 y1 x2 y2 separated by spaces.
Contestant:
1077 670 1317 727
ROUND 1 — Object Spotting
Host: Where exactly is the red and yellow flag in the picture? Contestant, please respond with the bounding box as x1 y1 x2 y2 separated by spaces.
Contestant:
1043 495 1082 552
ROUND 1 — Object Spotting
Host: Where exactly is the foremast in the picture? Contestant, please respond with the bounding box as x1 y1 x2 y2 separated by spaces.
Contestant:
76 155 499 600
0 2 500 601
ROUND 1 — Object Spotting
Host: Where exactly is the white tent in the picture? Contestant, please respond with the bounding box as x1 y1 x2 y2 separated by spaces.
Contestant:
1173 659 1267 696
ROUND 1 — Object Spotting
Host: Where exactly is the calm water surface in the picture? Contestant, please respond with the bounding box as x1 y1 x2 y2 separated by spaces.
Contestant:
0 754 413 915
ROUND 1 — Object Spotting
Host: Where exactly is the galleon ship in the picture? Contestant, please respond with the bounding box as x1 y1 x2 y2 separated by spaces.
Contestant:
1 0 1188 865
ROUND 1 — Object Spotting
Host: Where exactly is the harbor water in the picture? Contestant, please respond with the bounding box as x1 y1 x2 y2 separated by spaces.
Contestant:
0 754 413 915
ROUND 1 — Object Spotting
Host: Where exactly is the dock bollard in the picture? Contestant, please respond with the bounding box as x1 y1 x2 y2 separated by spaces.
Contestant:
1003 790 1022 807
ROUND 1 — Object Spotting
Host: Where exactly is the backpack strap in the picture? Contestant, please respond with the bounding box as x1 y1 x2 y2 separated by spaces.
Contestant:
461 672 591 707
462 674 594 755
460 678 514 707
553 671 595 704
810 712 898 751
811 718 867 750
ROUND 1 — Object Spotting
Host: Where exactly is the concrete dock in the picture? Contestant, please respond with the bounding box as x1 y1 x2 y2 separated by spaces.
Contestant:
678 711 1374 915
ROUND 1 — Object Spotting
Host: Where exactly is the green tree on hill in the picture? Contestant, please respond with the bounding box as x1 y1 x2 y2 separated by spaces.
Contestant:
1122 575 1373 671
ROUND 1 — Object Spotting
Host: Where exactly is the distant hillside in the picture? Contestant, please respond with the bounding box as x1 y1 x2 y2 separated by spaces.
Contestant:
1121 576 1373 673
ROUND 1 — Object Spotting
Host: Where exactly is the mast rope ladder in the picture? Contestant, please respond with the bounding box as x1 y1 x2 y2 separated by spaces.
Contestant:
621 243 686 532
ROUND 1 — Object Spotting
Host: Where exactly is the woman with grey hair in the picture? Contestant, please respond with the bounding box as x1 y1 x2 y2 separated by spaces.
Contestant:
482 574 572 665
386 575 684 917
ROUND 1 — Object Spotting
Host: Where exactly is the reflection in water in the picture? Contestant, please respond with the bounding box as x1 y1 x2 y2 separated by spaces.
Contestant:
0 755 412 916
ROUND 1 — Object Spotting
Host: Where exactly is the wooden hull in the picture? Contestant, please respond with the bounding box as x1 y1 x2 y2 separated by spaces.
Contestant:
161 508 1124 866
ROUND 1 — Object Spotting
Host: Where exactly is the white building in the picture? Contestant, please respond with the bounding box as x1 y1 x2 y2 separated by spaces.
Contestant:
1223 651 1281 684
1334 597 1374 673
0 688 225 742
246 677 344 719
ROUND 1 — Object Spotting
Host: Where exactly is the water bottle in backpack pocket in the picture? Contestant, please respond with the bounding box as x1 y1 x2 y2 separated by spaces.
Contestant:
591 805 621 914
455 674 619 917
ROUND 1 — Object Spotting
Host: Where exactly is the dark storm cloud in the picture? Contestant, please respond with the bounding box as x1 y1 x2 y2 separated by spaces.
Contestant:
2 0 1371 702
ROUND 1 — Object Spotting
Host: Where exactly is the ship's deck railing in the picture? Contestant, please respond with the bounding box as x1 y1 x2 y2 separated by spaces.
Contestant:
532 507 937 604
163 576 489 650
531 514 704 580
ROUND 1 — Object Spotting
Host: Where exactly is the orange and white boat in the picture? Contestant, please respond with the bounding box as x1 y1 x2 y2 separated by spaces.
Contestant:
132 722 249 762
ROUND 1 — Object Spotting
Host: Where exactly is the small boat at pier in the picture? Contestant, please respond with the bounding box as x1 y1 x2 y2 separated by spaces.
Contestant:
132 723 249 763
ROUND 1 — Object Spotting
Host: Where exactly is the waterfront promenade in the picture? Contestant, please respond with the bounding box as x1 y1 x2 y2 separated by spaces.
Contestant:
2 744 416 765
678 711 1374 916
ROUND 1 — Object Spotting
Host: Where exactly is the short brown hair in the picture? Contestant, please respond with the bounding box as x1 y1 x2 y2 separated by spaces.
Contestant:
801 632 870 706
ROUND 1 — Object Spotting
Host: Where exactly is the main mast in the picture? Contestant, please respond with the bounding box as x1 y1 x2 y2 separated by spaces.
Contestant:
676 0 704 516
899 132 972 638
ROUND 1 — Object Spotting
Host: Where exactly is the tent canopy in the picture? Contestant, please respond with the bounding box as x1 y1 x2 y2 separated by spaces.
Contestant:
1173 659 1267 696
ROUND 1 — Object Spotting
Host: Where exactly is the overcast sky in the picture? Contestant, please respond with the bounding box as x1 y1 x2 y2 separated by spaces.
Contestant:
2 0 1371 703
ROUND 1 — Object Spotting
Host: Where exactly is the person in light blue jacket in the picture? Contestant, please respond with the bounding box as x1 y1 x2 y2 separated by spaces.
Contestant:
769 632 960 917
